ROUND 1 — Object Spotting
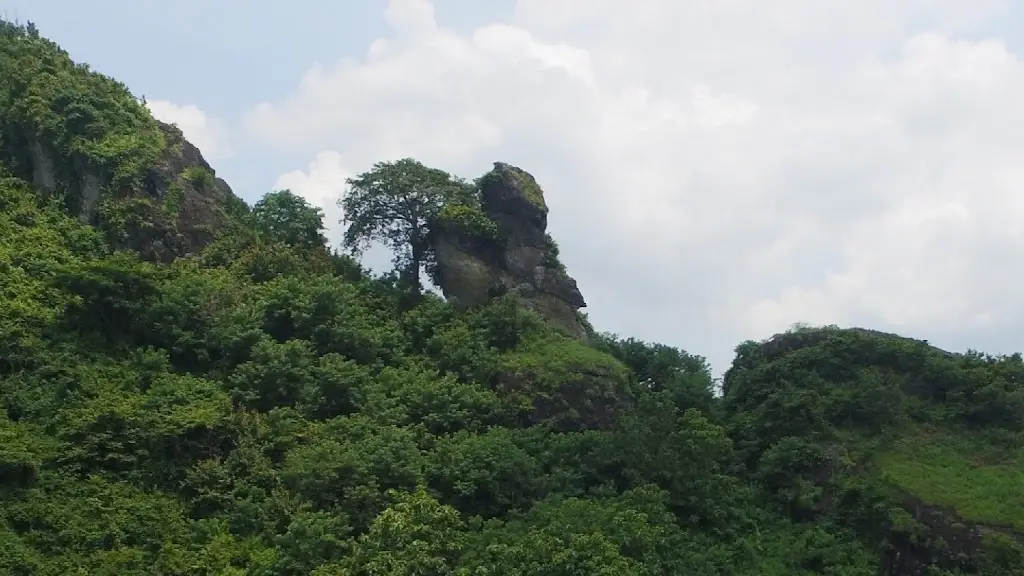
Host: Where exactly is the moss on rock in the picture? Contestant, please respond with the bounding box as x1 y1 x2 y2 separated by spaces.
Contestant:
0 22 166 205
496 334 632 431
507 166 546 211
477 163 549 214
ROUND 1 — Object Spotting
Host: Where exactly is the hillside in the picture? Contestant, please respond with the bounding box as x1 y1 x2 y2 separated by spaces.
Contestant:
725 327 1024 574
1 19 1022 576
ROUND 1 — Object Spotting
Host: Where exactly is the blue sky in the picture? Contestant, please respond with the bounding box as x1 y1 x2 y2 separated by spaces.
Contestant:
5 0 1024 373
1 0 515 200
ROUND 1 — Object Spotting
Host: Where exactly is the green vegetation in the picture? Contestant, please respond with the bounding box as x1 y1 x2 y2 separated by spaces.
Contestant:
540 232 565 270
0 19 165 209
723 328 1024 574
182 165 216 192
251 190 327 252
878 433 1024 531
341 158 481 297
434 203 500 242
0 20 244 263
2 18 1023 576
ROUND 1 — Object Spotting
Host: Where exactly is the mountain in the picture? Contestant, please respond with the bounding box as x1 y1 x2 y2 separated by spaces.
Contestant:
1 19 1021 576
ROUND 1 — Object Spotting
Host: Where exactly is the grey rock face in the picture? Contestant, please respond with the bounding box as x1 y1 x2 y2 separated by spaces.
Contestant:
432 162 588 339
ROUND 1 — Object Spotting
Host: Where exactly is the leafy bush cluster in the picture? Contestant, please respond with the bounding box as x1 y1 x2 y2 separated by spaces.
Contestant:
1 176 818 575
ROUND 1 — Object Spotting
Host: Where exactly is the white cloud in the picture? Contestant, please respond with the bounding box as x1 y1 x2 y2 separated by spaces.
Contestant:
146 100 232 161
273 151 353 247
244 0 1024 372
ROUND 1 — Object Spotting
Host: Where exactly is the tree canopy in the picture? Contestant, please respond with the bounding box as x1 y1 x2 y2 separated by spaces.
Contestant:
340 158 475 295
251 189 327 251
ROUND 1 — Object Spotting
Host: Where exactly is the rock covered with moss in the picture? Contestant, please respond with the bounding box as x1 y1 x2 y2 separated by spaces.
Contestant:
432 162 588 339
0 21 245 262
497 332 633 431
111 120 246 262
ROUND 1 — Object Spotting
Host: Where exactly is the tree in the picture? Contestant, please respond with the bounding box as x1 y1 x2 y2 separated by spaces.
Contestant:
251 190 327 251
340 488 467 575
340 158 473 296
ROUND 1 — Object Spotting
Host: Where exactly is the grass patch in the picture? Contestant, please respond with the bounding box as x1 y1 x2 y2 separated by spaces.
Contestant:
876 430 1024 530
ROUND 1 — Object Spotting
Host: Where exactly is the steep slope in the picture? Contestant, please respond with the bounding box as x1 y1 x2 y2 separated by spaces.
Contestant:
724 326 1024 575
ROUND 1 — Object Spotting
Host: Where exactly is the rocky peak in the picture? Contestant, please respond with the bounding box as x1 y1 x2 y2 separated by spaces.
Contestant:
432 162 589 339
480 162 548 235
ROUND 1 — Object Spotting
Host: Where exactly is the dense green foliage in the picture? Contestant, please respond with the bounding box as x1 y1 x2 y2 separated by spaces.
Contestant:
0 20 164 212
2 19 1023 576
723 328 1024 574
251 190 328 252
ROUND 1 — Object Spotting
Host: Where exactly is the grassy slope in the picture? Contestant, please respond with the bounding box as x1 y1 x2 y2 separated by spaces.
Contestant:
877 430 1024 531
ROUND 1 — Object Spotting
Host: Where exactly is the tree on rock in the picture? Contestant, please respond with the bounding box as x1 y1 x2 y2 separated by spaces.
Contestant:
340 158 473 296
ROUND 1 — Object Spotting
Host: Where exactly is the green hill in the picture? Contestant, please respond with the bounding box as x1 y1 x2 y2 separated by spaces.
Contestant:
1 19 1021 575
724 327 1024 574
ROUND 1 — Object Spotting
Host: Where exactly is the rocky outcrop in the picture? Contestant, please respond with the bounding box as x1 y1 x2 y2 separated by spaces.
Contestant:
881 489 1024 575
136 121 244 260
495 337 634 432
26 133 101 217
432 162 588 338
25 120 244 262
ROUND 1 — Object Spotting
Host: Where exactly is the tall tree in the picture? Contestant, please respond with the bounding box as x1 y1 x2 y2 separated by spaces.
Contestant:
340 158 473 296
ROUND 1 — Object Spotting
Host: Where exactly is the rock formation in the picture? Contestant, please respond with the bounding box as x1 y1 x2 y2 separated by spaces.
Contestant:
432 162 589 339
138 120 244 260
25 120 243 262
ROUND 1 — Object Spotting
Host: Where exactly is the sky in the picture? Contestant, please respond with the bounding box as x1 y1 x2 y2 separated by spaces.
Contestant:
6 0 1024 375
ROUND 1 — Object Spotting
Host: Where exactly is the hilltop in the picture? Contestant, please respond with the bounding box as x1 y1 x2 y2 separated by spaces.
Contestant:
1 20 1022 575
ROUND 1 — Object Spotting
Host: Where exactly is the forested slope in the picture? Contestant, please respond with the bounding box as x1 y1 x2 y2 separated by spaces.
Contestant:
1 19 1021 576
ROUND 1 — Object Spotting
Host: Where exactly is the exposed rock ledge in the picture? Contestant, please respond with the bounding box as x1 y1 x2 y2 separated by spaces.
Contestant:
432 162 589 339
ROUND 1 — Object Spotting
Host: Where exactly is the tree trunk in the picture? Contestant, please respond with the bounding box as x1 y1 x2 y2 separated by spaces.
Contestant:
407 241 424 296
